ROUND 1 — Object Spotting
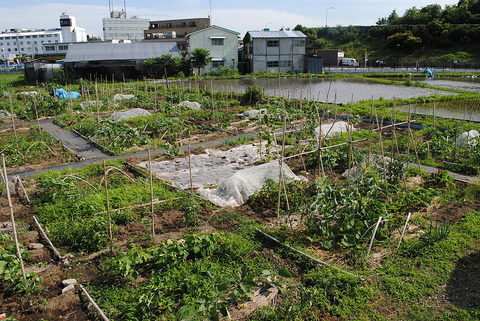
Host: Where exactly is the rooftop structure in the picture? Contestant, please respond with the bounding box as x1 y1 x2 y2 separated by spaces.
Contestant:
103 11 150 42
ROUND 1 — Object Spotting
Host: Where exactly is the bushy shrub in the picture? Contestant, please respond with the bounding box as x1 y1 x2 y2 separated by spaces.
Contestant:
240 86 265 106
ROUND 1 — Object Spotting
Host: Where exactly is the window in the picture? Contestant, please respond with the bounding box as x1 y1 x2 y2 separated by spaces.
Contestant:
211 38 224 46
59 45 68 50
189 22 196 27
293 40 305 46
212 60 225 68
167 23 172 28
45 46 55 51
279 61 291 67
267 40 279 47
267 61 279 67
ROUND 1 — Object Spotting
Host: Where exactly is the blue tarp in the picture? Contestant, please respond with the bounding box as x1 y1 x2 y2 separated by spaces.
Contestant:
423 67 435 76
55 88 81 99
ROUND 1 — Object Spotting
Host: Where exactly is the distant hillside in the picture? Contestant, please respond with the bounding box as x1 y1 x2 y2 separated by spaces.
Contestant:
294 0 480 68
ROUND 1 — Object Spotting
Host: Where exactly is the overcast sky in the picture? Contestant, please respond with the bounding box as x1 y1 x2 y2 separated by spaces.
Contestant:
0 0 458 38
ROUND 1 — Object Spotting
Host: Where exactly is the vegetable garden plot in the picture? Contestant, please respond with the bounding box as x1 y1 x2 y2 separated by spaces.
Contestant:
0 124 75 172
2 74 480 320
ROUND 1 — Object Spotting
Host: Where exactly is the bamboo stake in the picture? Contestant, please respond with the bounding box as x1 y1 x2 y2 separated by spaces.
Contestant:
256 228 363 280
433 100 436 127
33 216 65 264
79 285 110 321
366 216 383 261
188 145 194 193
276 111 287 222
93 198 180 216
2 155 27 284
15 175 30 204
397 212 412 249
9 95 19 152
148 150 155 237
103 160 113 242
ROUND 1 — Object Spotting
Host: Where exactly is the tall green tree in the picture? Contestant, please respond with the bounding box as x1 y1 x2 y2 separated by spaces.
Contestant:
189 48 212 75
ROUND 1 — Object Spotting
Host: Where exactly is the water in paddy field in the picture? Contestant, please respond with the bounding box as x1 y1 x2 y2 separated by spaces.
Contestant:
186 78 455 105
399 99 480 122
418 76 480 92
399 77 480 121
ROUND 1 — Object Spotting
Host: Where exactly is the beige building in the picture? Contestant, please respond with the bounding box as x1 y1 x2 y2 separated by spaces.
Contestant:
144 18 210 51
186 25 239 75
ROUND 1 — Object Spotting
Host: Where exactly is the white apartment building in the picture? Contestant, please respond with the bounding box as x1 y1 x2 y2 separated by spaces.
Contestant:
103 11 150 42
0 13 87 60
0 29 62 59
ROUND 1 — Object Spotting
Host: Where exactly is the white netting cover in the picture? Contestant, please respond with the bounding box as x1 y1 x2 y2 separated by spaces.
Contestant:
315 121 355 139
178 101 202 110
110 108 151 121
79 100 103 110
113 94 136 101
0 110 12 120
199 161 298 207
137 143 272 190
242 109 268 118
455 130 479 147
342 155 393 179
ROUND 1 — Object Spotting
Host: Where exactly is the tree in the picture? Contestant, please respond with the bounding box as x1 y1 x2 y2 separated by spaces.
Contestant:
144 54 185 79
189 48 212 75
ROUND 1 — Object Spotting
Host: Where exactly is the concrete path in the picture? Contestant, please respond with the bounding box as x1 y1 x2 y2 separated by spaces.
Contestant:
38 120 108 160
418 164 478 184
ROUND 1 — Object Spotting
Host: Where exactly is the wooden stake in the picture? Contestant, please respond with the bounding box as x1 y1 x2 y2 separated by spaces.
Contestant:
397 212 412 249
33 216 65 264
256 228 363 280
79 285 110 321
2 155 27 284
103 160 113 242
15 175 30 204
366 216 383 261
188 145 193 193
148 150 155 237
276 110 288 222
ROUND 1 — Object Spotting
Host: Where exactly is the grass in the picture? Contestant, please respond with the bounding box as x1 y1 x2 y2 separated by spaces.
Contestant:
250 208 480 320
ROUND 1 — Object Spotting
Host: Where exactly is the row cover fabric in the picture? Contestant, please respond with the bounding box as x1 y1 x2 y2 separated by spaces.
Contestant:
455 130 479 147
315 121 355 140
199 161 299 207
110 108 151 121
